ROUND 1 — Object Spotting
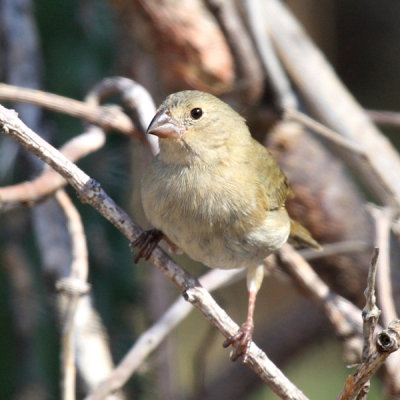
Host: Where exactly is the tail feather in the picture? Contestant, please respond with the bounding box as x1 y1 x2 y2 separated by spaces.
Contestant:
288 219 321 250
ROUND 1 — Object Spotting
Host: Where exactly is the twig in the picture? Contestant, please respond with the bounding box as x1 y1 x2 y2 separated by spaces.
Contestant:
361 248 381 362
368 109 400 128
203 0 264 101
284 109 365 157
243 0 297 110
279 244 372 361
0 125 105 209
55 190 90 400
85 268 245 400
366 205 397 327
298 240 369 261
0 83 136 137
366 205 400 396
0 104 310 400
337 320 400 400
85 77 158 156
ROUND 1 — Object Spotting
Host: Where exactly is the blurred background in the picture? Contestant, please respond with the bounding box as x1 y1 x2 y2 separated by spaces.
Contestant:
1 0 400 399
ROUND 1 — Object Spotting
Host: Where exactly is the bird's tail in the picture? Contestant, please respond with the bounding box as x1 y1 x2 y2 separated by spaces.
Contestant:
288 219 321 250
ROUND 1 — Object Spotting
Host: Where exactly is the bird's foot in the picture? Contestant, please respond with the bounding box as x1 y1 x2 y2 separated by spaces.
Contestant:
131 229 164 263
223 321 254 363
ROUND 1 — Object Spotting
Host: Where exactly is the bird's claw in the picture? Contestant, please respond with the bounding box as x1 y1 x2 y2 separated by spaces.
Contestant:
223 322 254 363
131 229 164 263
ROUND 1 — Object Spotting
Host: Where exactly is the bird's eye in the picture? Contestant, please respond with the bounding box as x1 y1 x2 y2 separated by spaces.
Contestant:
190 107 203 120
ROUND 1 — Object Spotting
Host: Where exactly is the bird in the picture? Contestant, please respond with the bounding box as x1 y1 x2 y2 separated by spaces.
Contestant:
132 90 320 362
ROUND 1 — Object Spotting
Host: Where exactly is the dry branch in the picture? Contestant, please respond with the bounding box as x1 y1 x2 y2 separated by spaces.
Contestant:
55 190 90 400
338 320 400 400
204 0 264 101
279 244 371 361
0 83 136 136
0 125 105 209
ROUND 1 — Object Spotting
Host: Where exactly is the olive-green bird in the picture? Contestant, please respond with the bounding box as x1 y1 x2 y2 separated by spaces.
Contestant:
133 90 320 362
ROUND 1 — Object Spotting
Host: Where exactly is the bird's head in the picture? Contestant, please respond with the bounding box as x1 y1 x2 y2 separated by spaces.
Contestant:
147 90 249 164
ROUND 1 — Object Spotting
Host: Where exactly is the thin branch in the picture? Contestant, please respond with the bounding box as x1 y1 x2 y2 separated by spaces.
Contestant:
0 83 136 137
337 320 400 400
366 205 400 396
243 0 297 110
279 244 373 361
0 103 310 400
298 240 369 261
284 109 365 157
361 248 381 362
368 109 400 128
366 205 397 327
85 268 245 400
85 77 158 155
0 125 105 209
203 0 264 101
55 190 90 400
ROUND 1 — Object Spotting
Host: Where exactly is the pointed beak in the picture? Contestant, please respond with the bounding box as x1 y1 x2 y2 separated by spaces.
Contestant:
146 108 184 139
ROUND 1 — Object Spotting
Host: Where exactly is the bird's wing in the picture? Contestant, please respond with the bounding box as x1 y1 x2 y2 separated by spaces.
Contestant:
252 139 294 210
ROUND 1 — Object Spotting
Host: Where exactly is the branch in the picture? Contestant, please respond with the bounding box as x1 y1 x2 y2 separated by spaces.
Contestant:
55 190 90 400
366 205 397 327
243 0 297 110
203 0 264 101
0 125 105 209
361 249 381 362
85 268 245 400
0 104 310 400
338 320 400 400
0 83 136 137
284 109 365 157
368 109 400 128
279 244 372 362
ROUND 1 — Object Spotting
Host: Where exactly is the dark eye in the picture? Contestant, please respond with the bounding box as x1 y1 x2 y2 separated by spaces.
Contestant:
190 107 203 120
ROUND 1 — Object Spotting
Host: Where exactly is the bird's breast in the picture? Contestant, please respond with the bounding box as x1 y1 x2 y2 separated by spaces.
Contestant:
141 158 290 269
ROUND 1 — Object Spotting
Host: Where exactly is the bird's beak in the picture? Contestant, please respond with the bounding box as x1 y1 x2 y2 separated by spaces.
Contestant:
146 108 183 139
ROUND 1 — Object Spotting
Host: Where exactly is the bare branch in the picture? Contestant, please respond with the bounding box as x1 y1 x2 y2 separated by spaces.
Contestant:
361 248 381 362
298 240 369 261
279 244 369 362
0 83 136 137
367 205 397 327
368 109 400 128
85 268 244 400
337 320 400 400
0 125 105 209
55 190 90 400
243 0 297 110
284 109 365 157
203 0 264 101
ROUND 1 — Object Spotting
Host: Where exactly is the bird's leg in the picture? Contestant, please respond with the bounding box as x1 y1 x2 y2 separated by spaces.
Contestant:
131 229 164 263
223 264 264 362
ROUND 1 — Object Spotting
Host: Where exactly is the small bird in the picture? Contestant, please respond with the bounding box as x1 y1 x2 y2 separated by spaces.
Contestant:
133 90 320 362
